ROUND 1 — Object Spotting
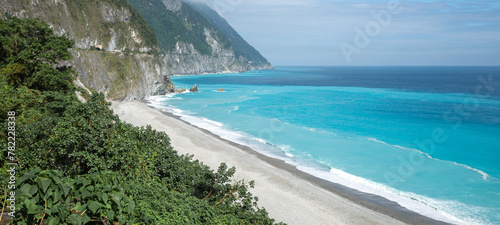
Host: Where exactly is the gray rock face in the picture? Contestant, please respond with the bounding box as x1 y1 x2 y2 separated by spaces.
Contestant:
69 50 175 100
100 2 131 23
162 0 182 12
189 84 198 92
163 28 273 75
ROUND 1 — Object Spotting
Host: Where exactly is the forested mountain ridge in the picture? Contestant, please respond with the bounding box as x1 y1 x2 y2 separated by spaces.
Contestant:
127 0 273 75
184 0 271 68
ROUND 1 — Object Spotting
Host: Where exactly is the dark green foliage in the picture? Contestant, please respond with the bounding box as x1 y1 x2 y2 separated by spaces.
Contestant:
14 168 141 225
126 0 230 55
64 0 158 52
1 17 282 224
0 16 74 92
185 1 272 66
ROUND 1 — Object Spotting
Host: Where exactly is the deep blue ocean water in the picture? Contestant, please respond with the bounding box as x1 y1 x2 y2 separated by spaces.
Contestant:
149 66 500 224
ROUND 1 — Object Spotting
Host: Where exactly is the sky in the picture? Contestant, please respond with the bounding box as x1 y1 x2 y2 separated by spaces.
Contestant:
196 0 500 66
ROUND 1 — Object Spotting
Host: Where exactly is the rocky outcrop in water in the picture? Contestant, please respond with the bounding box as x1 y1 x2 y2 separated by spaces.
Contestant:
190 84 199 92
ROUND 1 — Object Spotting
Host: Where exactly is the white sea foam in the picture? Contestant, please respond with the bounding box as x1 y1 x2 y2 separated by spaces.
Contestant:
277 145 295 158
367 137 434 159
454 162 490 181
202 118 224 127
229 106 239 113
254 138 267 144
365 138 491 181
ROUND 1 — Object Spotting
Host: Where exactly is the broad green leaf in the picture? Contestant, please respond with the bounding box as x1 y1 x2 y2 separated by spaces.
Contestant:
23 198 31 209
27 202 38 214
111 194 121 207
87 200 100 214
62 183 71 196
102 193 108 203
80 189 92 198
68 214 82 225
40 178 51 193
82 213 91 224
53 191 61 203
20 183 32 196
74 202 87 212
17 168 39 184
75 177 89 186
85 185 95 192
29 184 38 196
49 171 62 184
126 199 135 213
107 209 115 220
46 217 59 225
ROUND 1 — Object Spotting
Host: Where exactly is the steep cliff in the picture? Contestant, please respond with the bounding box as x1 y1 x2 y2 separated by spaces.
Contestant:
0 0 174 100
127 0 273 75
184 0 272 69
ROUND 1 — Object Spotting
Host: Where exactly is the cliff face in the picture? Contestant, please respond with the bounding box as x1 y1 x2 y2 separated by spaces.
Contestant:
184 1 273 70
128 0 273 75
1 0 273 99
162 29 272 75
0 0 174 100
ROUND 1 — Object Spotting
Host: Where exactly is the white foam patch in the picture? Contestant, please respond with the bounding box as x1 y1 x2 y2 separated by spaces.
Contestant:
454 162 490 181
229 106 239 114
202 118 224 127
254 138 267 144
365 138 490 181
277 145 295 158
367 137 434 159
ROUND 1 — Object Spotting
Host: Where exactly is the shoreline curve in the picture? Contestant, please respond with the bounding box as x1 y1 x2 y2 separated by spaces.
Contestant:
111 100 451 225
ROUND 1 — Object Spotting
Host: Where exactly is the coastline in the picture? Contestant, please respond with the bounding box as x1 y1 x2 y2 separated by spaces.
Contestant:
111 100 451 225
170 67 275 77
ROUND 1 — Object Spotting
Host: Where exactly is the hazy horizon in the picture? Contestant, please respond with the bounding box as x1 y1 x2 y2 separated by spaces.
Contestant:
199 0 500 67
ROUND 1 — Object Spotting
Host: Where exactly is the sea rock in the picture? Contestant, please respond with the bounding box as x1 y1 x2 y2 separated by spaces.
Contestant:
190 84 198 92
176 89 186 93
217 88 225 92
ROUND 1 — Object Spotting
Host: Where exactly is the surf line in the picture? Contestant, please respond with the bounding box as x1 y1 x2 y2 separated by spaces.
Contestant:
385 74 496 185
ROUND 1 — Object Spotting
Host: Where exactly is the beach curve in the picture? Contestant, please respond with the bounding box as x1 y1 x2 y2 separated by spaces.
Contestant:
110 100 450 225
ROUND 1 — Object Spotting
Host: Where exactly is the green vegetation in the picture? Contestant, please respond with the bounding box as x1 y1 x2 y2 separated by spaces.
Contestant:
185 1 271 66
1 17 282 224
126 0 231 55
64 0 158 52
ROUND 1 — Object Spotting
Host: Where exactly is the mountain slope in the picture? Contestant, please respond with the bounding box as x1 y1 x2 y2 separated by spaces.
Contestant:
184 0 271 68
0 0 175 100
127 0 272 75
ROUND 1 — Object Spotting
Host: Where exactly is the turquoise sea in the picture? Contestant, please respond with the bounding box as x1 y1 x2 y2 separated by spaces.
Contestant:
149 67 500 224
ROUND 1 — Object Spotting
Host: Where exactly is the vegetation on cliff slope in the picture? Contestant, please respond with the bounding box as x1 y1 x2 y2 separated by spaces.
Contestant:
64 0 158 51
126 0 231 55
185 1 271 67
0 17 282 224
